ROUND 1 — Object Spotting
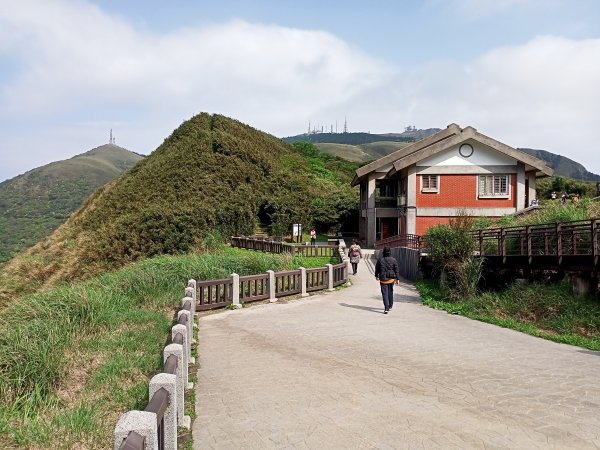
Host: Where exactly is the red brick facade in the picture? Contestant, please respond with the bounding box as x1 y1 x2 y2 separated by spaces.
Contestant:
415 173 517 235
416 174 516 208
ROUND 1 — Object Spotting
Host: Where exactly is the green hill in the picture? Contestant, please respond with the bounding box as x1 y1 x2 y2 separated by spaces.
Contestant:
0 144 143 263
519 148 600 182
283 129 439 163
286 130 600 182
0 114 359 305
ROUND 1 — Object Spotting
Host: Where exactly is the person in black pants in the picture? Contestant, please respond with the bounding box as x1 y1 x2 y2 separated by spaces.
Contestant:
374 247 400 314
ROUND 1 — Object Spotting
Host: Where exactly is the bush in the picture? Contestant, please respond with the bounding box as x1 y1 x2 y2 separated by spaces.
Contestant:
426 214 480 301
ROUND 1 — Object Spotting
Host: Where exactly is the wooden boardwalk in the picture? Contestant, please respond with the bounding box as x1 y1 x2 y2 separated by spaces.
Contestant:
379 218 599 274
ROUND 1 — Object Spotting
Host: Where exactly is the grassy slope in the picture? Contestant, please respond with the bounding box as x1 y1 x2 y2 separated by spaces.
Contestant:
0 144 143 263
315 141 411 163
0 246 339 449
417 279 600 350
0 114 358 309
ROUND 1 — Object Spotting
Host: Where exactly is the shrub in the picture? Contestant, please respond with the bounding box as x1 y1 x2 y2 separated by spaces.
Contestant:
426 214 480 301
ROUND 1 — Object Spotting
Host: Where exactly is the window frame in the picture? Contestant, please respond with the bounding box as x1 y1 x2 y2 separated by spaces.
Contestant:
421 174 439 193
478 174 510 198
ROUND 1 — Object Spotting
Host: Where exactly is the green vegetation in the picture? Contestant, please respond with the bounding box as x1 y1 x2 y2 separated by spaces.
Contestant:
483 196 600 229
309 141 411 163
420 201 600 349
0 144 142 263
0 246 336 449
520 148 600 182
417 279 600 351
0 114 358 309
424 214 482 301
536 175 599 200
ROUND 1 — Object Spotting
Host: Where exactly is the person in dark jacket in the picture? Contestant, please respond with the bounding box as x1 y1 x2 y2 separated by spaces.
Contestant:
374 247 400 314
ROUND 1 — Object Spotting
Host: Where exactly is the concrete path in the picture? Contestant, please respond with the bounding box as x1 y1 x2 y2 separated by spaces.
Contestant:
193 251 600 449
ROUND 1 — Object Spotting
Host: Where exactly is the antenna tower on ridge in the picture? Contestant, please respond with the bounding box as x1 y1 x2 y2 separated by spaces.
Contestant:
343 116 348 134
109 129 116 144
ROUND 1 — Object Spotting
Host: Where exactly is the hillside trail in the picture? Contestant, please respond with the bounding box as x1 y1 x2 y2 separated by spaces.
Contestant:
193 249 600 449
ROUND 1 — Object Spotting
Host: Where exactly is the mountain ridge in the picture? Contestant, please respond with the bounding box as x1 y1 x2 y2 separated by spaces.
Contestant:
284 129 599 181
0 114 358 306
0 144 143 263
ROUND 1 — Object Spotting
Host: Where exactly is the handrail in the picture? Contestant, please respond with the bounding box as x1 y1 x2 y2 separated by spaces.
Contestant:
119 431 145 450
164 354 177 375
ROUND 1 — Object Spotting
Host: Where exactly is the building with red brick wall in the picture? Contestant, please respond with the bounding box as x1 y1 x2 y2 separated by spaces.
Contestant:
351 124 553 247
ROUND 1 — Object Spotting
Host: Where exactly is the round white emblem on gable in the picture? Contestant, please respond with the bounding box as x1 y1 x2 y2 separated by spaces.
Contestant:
459 143 474 157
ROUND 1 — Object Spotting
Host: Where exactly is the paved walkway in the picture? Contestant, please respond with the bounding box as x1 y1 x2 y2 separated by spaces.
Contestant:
193 251 600 449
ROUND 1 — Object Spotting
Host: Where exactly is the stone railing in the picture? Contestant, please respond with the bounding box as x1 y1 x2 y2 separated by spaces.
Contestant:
113 280 198 450
113 242 353 448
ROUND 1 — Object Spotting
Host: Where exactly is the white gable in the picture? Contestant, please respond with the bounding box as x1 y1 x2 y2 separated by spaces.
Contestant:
416 141 517 167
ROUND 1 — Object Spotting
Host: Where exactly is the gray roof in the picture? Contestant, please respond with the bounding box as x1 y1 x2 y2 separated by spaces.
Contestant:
351 124 553 186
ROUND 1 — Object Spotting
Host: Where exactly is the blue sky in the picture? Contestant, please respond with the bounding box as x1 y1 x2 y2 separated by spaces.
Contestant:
1 0 600 182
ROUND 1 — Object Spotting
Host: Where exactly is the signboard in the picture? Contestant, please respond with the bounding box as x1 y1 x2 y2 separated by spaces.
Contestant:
293 223 301 237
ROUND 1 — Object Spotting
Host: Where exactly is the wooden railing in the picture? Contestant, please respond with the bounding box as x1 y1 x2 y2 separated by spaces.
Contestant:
472 218 599 270
275 269 302 297
378 217 600 273
374 234 424 250
197 277 232 310
196 262 348 311
231 236 338 258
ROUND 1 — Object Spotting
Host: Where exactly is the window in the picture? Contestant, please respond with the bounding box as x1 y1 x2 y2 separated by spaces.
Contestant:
421 175 438 192
375 180 399 208
479 175 509 197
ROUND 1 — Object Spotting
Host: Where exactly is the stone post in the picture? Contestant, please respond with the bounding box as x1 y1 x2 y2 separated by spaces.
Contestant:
177 309 193 363
327 264 334 291
114 411 158 450
231 273 241 308
299 267 309 297
149 374 177 450
267 270 277 302
172 324 191 388
184 287 196 313
164 344 187 426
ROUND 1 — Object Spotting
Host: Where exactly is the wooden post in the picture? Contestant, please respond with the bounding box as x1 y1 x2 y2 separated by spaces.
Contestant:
479 229 483 256
592 218 598 267
526 225 532 265
556 222 562 266
500 227 506 265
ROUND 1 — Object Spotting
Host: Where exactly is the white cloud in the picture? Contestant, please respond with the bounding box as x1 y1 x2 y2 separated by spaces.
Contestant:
1 1 600 181
339 35 600 174
0 0 390 121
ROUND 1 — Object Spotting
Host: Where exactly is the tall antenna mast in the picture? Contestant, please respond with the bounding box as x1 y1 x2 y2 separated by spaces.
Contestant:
343 116 348 133
109 129 115 144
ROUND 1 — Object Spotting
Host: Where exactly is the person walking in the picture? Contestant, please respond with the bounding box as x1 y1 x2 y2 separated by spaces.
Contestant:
347 239 362 275
374 247 400 314
310 228 317 246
